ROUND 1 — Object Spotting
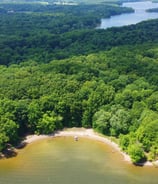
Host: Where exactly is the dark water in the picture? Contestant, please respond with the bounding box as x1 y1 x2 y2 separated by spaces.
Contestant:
99 1 158 29
0 137 157 184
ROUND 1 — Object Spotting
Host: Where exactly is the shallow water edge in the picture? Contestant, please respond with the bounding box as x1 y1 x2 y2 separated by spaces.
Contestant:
19 128 158 168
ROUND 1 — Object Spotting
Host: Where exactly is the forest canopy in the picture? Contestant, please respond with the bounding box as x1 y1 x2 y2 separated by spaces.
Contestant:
0 44 158 162
0 3 134 65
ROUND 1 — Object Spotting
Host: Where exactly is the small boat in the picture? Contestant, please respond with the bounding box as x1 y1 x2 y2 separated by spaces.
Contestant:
74 136 78 141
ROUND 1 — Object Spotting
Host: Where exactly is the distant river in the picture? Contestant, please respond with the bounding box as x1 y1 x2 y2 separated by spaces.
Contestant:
99 1 158 29
0 137 158 184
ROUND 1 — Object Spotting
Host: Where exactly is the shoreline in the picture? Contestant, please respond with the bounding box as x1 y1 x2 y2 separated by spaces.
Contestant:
23 128 155 167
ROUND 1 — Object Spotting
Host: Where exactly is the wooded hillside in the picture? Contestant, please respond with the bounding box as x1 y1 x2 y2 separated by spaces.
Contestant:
0 3 158 163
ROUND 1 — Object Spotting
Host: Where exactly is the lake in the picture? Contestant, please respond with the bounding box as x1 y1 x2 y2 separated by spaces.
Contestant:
0 137 157 184
99 1 158 29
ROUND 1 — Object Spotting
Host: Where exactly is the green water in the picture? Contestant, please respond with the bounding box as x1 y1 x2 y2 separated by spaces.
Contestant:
0 137 157 184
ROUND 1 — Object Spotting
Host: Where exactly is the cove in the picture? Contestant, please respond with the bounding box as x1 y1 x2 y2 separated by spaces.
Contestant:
0 137 157 184
99 1 158 29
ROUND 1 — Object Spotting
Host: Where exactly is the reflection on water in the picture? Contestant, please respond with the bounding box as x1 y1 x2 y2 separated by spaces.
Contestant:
99 1 158 29
0 137 157 184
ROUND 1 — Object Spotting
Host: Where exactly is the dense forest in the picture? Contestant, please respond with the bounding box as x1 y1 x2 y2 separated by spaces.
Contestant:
0 2 158 164
0 3 133 65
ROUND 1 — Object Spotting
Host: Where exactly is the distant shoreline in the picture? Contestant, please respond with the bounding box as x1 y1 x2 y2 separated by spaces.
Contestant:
23 128 156 167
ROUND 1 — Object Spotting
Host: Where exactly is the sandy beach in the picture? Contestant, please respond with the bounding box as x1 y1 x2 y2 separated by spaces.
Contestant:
24 128 154 167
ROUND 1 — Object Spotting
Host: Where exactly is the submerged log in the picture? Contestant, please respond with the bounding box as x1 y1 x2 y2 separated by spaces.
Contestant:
16 142 27 149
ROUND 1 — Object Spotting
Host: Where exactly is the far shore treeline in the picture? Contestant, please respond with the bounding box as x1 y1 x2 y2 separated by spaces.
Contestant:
0 2 158 164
